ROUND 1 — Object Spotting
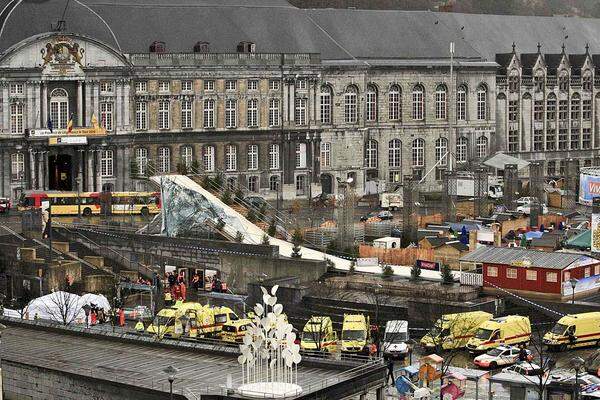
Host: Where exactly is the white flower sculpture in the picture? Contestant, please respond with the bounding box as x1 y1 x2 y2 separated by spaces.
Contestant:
237 285 302 398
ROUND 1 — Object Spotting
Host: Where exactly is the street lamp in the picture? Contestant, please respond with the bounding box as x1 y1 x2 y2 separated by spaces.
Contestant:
570 356 585 400
163 365 178 400
82 304 91 328
569 278 579 304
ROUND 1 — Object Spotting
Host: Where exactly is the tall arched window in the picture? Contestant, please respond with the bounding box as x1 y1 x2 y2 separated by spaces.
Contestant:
157 147 170 173
366 84 378 122
269 143 280 170
320 85 333 125
388 139 402 168
225 144 237 171
456 85 467 121
435 85 447 119
412 138 425 167
476 136 488 159
412 85 424 120
388 85 401 121
435 137 448 167
49 88 69 129
365 140 378 169
456 137 468 163
344 85 358 123
476 84 488 120
203 99 215 128
135 147 148 176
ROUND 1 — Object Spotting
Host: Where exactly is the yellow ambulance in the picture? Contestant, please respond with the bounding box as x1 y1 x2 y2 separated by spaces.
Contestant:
543 312 600 351
421 311 493 351
300 316 338 352
466 315 531 353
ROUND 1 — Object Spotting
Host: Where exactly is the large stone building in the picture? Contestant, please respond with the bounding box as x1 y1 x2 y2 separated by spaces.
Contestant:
2 1 600 201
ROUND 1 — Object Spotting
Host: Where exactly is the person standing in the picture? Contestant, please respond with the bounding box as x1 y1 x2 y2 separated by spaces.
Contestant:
41 208 50 239
386 357 395 385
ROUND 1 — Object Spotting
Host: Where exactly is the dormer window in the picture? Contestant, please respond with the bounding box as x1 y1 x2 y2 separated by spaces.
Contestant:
158 81 170 93
559 71 569 92
237 41 255 53
534 73 545 92
149 41 166 53
583 72 593 92
193 41 210 53
508 72 520 93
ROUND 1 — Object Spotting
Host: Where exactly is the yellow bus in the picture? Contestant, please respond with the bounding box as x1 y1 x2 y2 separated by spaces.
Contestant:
19 191 161 216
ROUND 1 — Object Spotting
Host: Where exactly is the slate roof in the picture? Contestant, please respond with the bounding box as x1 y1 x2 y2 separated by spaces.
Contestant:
420 236 449 248
496 53 513 74
530 233 560 249
446 241 469 252
569 54 587 76
460 246 595 270
4 2 600 63
520 53 540 76
565 230 591 250
545 54 564 75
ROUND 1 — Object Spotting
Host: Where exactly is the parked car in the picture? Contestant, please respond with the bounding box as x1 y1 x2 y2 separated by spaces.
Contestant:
244 195 267 210
377 211 394 220
516 196 538 205
0 197 10 214
503 362 543 376
473 346 532 369
360 212 378 222
516 203 548 215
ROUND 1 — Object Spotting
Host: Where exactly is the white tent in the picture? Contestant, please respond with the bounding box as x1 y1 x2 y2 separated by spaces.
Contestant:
24 292 110 324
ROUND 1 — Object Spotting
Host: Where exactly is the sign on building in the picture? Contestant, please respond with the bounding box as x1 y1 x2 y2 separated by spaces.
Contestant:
416 259 440 271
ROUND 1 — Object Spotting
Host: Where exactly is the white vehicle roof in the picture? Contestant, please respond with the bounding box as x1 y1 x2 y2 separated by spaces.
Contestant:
385 320 408 332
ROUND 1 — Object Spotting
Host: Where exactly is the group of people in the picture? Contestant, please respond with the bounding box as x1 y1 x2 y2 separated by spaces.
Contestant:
86 303 107 325
165 271 187 305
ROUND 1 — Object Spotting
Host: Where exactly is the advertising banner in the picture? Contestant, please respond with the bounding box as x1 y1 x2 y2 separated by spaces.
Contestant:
579 173 600 205
562 274 600 296
416 259 440 271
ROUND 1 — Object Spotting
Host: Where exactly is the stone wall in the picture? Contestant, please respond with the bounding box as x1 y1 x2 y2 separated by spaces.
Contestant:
1 359 187 400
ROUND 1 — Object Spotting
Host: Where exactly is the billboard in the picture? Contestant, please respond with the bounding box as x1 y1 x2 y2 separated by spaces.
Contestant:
416 259 440 271
593 213 600 254
579 172 600 205
562 274 600 296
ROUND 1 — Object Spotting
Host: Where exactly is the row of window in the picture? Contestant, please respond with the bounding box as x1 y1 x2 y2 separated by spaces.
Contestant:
321 83 488 125
507 71 594 93
488 265 598 281
509 94 593 123
361 136 489 172
136 98 282 130
135 79 286 94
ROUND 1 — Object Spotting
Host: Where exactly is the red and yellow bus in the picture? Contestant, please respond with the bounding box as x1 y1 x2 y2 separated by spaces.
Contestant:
19 191 161 216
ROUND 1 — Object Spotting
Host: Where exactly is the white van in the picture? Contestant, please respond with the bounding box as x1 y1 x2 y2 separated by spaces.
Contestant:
382 320 409 359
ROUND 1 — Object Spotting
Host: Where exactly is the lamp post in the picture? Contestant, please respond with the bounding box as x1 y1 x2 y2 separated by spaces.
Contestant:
163 366 178 400
569 278 579 304
570 356 585 400
82 304 91 328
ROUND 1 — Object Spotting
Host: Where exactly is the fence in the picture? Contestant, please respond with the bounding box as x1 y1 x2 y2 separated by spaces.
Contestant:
460 272 483 287
358 245 434 266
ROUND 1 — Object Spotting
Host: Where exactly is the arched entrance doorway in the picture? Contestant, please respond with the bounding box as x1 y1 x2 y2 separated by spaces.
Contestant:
48 154 73 190
320 173 333 194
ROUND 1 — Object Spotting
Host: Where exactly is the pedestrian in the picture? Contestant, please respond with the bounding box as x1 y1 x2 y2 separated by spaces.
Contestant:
518 345 528 362
369 342 377 359
386 357 395 385
41 208 50 239
180 282 187 301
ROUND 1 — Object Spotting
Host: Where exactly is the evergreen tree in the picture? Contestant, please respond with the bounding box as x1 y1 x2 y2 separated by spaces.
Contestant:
440 264 454 284
221 190 232 205
348 261 356 275
381 264 394 278
246 207 257 222
268 219 277 237
261 233 270 245
291 228 303 258
235 231 244 242
410 262 421 281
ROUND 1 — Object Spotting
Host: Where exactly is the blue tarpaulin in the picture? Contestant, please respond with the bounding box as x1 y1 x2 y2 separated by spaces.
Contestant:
523 231 544 240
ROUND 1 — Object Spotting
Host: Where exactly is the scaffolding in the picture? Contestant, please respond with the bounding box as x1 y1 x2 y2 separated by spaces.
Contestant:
402 174 419 246
528 161 544 227
336 181 356 250
504 164 519 209
474 166 488 218
442 169 456 223
564 158 580 209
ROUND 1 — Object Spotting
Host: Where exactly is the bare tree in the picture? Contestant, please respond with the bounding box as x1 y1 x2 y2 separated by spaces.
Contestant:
516 322 556 400
42 290 81 325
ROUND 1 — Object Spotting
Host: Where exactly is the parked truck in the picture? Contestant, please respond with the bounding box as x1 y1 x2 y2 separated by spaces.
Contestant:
341 314 370 354
544 312 600 351
466 315 531 353
455 175 503 199
380 190 403 210
421 311 493 351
